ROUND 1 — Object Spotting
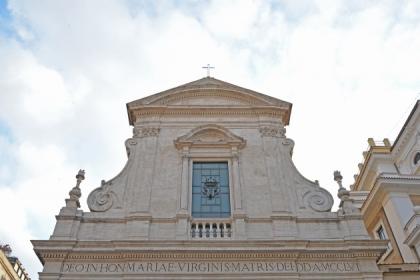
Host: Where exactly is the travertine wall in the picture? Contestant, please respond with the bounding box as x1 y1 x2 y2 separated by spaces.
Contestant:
34 78 388 279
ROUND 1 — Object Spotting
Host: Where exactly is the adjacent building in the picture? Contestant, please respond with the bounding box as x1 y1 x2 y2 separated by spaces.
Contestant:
33 77 388 279
351 101 420 279
0 245 30 280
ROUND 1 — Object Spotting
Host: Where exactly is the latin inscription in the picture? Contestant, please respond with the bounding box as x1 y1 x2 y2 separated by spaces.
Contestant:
62 261 360 274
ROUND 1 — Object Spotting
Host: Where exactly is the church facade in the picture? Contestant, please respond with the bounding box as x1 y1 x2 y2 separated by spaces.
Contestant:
33 77 387 279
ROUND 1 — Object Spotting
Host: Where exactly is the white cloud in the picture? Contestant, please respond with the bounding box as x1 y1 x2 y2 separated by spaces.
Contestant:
204 0 261 39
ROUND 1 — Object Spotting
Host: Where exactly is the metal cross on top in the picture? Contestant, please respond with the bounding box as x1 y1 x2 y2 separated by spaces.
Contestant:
202 64 215 77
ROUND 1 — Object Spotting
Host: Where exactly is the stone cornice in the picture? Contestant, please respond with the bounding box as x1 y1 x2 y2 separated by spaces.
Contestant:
391 100 419 154
352 149 392 192
174 124 246 150
138 89 272 106
129 106 290 124
127 77 291 108
32 239 387 264
361 173 420 222
72 212 364 224
405 224 420 247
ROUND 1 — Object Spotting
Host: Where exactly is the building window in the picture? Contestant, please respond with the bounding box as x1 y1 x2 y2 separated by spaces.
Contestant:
375 223 393 262
376 225 387 240
192 162 231 218
414 152 420 165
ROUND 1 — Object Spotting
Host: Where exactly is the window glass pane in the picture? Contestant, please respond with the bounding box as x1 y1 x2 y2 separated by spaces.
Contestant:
192 162 231 218
193 169 201 186
220 169 228 185
192 194 201 211
377 226 386 240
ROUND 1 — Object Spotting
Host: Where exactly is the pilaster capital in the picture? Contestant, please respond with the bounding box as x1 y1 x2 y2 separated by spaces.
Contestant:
133 127 161 138
259 126 286 138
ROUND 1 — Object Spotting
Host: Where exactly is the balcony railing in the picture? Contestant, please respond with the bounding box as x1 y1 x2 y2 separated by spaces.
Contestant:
191 221 232 239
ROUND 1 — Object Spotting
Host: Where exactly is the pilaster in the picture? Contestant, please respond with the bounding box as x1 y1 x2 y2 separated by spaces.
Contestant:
383 192 418 262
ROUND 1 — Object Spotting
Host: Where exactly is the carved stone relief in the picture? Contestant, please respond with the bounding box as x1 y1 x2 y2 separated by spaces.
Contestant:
87 180 121 212
174 124 246 150
302 188 334 212
282 138 295 156
259 126 286 138
87 138 137 212
133 127 161 138
295 179 334 212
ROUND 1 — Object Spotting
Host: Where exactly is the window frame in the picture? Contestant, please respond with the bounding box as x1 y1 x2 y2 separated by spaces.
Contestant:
414 151 420 165
189 158 234 220
376 225 387 240
374 221 393 261
174 124 246 222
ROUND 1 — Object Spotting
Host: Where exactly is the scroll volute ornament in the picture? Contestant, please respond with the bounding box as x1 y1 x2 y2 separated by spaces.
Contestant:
297 179 334 213
87 180 119 212
87 139 136 212
302 188 334 212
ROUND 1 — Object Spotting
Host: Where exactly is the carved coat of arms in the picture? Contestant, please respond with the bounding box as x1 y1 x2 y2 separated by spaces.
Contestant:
202 177 220 199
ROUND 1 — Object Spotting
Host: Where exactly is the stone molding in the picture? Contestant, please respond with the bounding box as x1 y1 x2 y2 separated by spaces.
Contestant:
151 90 271 106
361 174 420 225
394 123 417 155
133 127 160 138
174 124 246 150
126 79 294 124
127 77 290 107
44 251 384 261
281 137 295 156
32 239 388 262
132 107 287 118
259 126 286 138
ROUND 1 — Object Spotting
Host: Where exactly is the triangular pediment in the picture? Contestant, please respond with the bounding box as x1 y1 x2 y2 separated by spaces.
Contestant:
127 77 292 125
128 77 289 107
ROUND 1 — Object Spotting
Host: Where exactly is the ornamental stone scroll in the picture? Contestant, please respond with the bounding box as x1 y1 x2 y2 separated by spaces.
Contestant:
87 138 136 212
87 180 121 212
302 187 334 212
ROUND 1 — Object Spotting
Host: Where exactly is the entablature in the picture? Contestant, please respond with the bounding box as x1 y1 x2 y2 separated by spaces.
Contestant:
361 174 420 224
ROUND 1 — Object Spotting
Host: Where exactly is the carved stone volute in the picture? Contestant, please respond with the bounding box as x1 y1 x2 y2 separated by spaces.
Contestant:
87 180 120 212
302 187 334 212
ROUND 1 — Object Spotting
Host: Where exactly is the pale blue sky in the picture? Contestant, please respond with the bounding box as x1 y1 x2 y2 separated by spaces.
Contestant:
0 1 419 278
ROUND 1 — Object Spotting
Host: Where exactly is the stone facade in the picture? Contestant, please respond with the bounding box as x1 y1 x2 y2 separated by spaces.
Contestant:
0 245 30 280
32 77 387 279
350 101 420 279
